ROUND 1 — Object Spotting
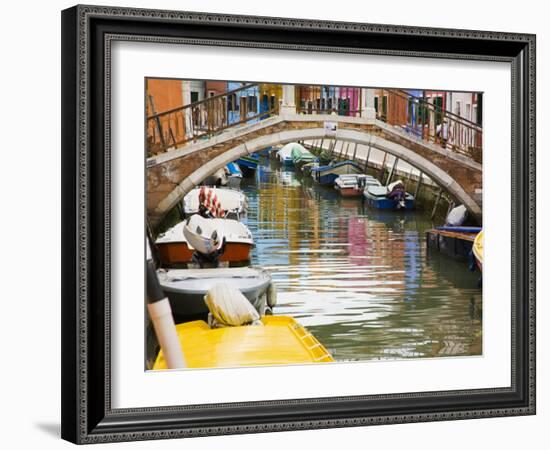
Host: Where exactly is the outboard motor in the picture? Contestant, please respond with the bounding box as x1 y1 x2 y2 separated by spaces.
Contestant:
445 204 468 227
386 180 406 209
183 215 226 268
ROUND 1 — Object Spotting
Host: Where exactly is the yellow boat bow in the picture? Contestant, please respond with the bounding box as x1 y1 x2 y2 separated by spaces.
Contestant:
153 316 334 370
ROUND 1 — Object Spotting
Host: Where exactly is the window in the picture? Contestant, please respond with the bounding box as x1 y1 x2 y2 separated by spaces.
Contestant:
433 96 444 125
247 95 257 113
190 91 199 103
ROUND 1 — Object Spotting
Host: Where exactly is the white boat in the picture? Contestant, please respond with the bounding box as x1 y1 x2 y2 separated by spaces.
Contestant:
156 217 254 265
276 143 298 165
225 162 243 188
334 174 379 197
183 187 248 220
157 267 275 316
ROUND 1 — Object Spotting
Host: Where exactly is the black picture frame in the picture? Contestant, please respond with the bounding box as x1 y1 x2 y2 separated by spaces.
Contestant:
61 4 536 444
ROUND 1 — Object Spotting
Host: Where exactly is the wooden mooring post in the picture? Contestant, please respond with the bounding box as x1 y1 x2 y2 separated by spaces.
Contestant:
414 171 424 199
405 167 413 190
431 188 443 220
379 152 388 181
364 145 371 172
386 157 399 186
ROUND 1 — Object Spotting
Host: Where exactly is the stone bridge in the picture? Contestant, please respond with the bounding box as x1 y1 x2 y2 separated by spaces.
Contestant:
146 112 482 226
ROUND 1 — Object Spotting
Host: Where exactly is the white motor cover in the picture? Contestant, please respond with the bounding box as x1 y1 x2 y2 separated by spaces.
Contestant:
446 204 468 226
183 215 224 254
387 179 404 191
204 282 263 328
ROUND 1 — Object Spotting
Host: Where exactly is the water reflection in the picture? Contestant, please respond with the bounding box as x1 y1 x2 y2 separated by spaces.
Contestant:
242 159 482 361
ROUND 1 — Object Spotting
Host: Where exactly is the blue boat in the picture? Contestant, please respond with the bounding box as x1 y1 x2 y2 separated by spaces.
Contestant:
236 153 260 176
363 181 415 210
311 160 362 186
225 162 243 188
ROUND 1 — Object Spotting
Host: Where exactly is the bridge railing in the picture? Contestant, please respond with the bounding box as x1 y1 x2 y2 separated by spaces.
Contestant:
374 89 483 161
296 86 363 116
146 83 279 155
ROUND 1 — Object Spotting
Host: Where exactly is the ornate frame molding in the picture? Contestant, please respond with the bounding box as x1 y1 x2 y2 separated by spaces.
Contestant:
61 5 536 444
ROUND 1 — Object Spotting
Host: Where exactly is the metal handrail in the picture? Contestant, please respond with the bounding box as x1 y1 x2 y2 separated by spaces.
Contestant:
146 83 279 155
147 83 257 120
392 88 482 130
146 84 482 162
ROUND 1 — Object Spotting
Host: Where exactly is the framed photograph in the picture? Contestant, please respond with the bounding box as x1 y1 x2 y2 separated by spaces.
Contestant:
61 4 536 444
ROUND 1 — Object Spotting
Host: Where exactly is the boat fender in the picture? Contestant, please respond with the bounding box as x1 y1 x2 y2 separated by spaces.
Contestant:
204 282 263 328
266 282 277 307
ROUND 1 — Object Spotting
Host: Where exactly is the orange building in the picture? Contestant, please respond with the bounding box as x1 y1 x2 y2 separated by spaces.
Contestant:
374 89 409 126
146 79 187 153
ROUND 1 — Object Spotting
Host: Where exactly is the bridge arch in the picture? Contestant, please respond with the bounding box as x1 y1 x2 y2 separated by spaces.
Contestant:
151 127 481 224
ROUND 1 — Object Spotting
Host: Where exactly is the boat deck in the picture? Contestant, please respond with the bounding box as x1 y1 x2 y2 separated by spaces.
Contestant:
153 316 334 369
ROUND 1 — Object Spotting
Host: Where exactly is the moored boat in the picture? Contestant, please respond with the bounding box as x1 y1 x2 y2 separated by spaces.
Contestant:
157 267 274 316
472 230 483 272
311 160 362 186
236 153 260 176
334 174 375 197
155 218 254 266
276 142 299 165
301 161 319 175
225 162 243 188
183 186 248 219
290 144 316 168
152 315 334 369
363 180 415 210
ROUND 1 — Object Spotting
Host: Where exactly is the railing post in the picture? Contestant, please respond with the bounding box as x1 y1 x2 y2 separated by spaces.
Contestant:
361 88 376 119
148 95 166 150
280 85 296 115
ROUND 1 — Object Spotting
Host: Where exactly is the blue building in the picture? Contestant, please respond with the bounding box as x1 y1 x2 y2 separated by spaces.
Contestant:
227 82 262 125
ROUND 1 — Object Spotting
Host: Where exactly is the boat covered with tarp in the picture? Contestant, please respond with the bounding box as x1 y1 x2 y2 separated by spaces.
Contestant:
290 144 316 167
276 142 302 165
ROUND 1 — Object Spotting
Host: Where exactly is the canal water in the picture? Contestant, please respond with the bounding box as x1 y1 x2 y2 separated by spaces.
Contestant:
241 157 482 362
